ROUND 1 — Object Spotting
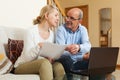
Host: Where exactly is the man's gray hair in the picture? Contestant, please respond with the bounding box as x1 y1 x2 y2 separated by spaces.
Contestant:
79 9 83 19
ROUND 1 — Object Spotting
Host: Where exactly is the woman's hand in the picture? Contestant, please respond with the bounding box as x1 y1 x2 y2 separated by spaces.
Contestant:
45 57 54 64
38 42 43 48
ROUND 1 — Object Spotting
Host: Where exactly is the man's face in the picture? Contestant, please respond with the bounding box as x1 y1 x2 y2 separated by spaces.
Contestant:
65 10 80 31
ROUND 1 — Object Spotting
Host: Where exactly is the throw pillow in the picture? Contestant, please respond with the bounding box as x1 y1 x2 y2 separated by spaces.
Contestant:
0 41 13 74
7 38 24 64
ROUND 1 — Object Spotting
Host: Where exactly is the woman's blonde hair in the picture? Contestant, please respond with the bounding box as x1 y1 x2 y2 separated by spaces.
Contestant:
33 5 58 25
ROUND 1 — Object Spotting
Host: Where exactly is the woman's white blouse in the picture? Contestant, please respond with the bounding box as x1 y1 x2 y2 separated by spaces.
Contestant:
14 25 54 68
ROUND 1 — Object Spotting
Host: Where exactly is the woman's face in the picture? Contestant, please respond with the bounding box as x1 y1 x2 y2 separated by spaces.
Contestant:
47 9 59 27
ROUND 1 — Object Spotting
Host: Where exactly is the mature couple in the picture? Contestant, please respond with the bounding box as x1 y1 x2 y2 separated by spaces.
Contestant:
13 5 91 80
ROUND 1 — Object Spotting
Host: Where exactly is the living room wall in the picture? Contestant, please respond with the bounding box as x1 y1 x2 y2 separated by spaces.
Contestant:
0 0 47 28
89 0 120 65
58 0 120 64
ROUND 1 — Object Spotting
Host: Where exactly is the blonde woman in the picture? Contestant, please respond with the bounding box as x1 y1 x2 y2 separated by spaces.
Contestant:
14 5 65 80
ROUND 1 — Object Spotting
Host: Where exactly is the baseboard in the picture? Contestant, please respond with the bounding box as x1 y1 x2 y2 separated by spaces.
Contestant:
116 64 120 70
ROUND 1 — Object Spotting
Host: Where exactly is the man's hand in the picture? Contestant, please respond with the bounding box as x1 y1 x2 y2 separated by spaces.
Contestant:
83 53 90 60
65 44 80 54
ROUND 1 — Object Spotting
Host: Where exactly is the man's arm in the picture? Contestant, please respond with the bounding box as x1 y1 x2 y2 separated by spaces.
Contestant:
56 25 66 45
79 26 91 54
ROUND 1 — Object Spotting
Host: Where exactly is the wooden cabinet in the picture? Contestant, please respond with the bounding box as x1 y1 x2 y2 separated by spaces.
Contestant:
99 8 112 47
100 35 108 47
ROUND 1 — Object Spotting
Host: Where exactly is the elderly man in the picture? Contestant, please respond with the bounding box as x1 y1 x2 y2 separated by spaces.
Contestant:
56 8 91 80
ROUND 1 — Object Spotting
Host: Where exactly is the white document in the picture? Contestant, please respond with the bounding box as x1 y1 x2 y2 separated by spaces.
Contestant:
40 42 67 59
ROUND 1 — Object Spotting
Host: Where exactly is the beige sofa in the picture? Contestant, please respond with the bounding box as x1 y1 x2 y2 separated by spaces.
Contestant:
0 26 40 80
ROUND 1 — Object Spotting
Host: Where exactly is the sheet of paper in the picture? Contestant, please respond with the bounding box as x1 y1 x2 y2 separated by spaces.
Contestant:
40 42 67 59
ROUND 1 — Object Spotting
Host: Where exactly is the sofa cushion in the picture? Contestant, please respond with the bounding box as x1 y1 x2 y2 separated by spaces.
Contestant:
7 38 24 64
0 58 13 74
0 27 8 44
0 73 40 80
0 41 13 74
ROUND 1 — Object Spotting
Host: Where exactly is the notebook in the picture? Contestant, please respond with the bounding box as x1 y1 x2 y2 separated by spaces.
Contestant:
71 47 119 76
